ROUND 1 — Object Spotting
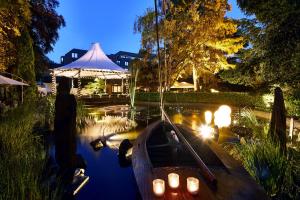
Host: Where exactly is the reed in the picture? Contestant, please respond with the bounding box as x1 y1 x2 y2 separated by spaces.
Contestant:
0 101 59 200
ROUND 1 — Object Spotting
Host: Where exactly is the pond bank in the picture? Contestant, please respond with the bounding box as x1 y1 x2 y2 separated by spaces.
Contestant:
136 101 300 130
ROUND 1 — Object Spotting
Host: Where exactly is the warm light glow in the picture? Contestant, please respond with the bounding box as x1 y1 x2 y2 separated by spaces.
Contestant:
210 88 219 93
199 124 214 139
187 177 199 195
204 111 212 124
214 105 232 128
168 173 180 189
153 179 165 197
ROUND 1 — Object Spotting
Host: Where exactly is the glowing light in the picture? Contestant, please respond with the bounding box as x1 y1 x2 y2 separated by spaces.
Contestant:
204 111 212 124
168 173 180 189
153 179 165 197
210 88 219 93
187 177 199 195
199 124 214 139
214 105 232 128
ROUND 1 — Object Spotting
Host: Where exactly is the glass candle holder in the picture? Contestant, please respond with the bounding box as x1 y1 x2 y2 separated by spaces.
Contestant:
187 177 199 195
153 179 165 197
168 173 179 189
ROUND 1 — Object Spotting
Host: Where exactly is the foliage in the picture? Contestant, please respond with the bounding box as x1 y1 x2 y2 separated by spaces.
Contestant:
76 99 90 131
135 92 265 108
84 78 105 95
135 0 244 90
236 108 268 139
0 1 31 71
234 138 299 199
0 0 64 81
29 0 65 79
225 104 300 199
221 1 300 88
0 101 59 200
92 115 137 139
16 28 36 83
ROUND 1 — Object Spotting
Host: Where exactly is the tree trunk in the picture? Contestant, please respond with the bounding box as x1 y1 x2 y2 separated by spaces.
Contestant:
193 66 198 92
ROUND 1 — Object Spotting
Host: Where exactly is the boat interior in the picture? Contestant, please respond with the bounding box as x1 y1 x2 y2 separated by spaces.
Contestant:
146 121 225 169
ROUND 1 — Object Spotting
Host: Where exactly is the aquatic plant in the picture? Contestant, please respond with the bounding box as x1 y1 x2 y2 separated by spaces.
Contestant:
235 138 300 199
235 108 268 139
76 100 90 131
96 115 137 136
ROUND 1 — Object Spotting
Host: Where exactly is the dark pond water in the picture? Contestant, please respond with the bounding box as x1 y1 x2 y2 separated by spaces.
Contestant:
56 104 238 200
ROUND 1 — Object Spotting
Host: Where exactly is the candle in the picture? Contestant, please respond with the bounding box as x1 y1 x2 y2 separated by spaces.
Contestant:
168 173 179 189
153 179 165 197
187 177 199 195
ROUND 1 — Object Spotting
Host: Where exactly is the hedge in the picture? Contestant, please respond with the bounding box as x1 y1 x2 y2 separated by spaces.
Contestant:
135 92 266 109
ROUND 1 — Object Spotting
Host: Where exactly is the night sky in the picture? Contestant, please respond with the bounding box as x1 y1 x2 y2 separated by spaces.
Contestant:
47 0 245 63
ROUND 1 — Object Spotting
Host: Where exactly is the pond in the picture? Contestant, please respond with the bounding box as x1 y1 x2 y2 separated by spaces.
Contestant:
65 104 238 199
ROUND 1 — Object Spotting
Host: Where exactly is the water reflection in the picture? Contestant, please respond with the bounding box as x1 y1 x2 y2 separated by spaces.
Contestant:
73 104 238 199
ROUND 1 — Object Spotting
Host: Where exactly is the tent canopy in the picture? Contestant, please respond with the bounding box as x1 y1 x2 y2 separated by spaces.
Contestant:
0 75 28 86
171 81 194 89
53 43 129 79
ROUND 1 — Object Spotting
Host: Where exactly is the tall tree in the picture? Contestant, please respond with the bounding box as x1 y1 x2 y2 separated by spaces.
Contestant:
29 0 65 78
0 1 31 72
0 0 64 82
135 0 244 91
223 0 300 88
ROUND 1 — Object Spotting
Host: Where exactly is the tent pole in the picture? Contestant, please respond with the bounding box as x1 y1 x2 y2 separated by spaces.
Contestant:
125 77 129 95
121 78 124 94
51 72 56 95
71 78 74 88
104 79 107 94
77 69 82 97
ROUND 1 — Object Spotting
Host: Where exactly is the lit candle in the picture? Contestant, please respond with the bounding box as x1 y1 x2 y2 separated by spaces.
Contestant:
168 173 179 189
153 179 165 197
204 111 212 124
187 177 199 195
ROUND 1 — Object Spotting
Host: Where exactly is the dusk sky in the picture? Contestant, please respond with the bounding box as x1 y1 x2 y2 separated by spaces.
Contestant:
47 0 245 63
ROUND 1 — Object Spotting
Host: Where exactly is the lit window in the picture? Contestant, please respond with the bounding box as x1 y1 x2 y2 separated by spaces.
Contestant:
117 60 120 64
72 53 78 58
61 57 64 63
112 85 121 93
125 61 129 66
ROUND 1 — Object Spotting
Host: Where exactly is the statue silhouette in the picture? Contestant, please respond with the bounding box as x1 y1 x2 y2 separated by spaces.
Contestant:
54 77 77 183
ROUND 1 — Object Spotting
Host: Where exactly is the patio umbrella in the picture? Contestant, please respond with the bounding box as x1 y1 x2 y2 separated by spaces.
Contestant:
0 75 28 86
0 74 29 103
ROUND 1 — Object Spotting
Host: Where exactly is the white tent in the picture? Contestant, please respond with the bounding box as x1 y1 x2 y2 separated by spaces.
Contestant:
171 81 194 89
53 43 128 79
52 43 130 96
0 74 29 103
0 75 28 86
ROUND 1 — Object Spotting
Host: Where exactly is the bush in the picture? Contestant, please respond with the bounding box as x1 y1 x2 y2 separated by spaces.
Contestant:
136 92 266 108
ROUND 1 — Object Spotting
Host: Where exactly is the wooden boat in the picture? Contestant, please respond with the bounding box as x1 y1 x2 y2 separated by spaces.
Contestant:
132 120 269 200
